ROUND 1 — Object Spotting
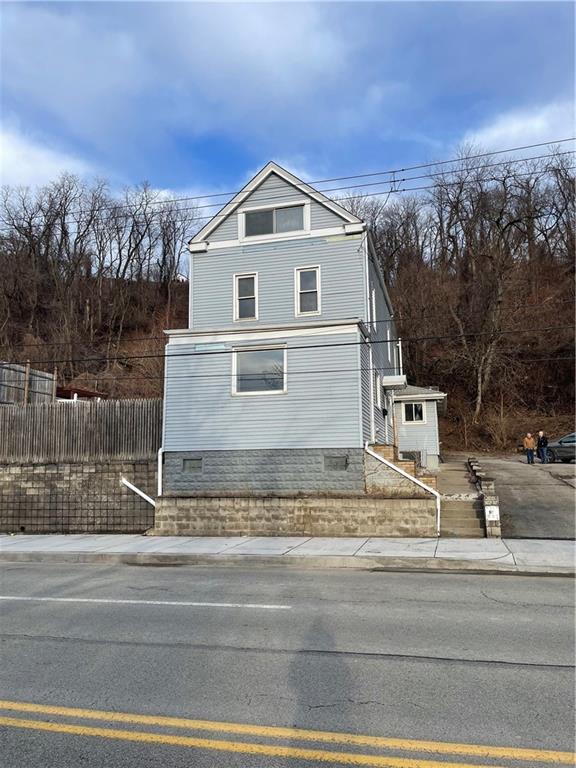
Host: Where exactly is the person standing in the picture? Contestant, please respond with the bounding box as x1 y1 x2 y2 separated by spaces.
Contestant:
537 430 548 464
523 432 536 464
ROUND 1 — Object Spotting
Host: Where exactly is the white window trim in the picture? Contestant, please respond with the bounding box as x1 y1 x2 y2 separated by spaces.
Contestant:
231 346 287 397
402 401 427 425
294 265 321 317
238 199 311 243
233 272 259 322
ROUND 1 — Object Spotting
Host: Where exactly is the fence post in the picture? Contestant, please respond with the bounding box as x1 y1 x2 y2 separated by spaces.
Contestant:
52 366 58 402
23 361 31 405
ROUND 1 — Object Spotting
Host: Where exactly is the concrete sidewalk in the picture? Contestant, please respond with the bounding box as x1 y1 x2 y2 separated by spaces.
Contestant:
0 534 574 575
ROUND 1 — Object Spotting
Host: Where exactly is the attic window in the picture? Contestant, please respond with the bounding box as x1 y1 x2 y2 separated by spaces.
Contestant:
244 205 304 237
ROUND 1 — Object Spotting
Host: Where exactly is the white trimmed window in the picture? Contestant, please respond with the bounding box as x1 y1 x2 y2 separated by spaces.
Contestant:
243 204 305 238
234 273 258 321
403 402 425 423
295 266 320 316
232 347 287 395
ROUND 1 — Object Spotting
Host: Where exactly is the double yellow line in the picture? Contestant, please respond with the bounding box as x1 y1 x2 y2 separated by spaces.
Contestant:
0 699 573 766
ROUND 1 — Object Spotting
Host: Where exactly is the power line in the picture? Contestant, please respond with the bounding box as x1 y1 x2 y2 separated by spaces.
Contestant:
3 297 574 351
4 139 574 224
6 324 574 369
3 355 574 398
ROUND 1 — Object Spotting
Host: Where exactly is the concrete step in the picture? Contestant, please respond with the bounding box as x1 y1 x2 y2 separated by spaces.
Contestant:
395 460 417 476
442 502 483 511
441 514 484 523
370 444 397 461
441 530 485 538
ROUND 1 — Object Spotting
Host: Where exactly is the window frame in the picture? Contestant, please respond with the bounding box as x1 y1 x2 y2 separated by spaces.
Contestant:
294 265 321 317
231 345 288 397
238 200 311 243
402 401 426 424
233 272 259 322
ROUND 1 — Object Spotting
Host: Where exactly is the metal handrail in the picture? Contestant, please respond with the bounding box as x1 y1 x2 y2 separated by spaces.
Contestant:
365 442 441 536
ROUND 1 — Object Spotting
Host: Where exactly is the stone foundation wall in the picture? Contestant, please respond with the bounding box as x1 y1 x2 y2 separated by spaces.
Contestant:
154 496 437 537
0 460 156 534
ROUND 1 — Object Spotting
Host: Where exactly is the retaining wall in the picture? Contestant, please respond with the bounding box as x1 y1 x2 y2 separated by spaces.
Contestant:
0 460 156 534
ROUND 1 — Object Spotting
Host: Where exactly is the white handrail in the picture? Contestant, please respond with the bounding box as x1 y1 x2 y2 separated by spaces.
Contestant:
121 477 156 508
365 442 441 537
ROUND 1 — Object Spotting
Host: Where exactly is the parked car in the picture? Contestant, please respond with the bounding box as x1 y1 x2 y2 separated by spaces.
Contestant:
547 433 576 463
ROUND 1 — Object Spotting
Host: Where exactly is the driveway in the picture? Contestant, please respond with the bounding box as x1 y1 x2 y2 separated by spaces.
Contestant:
482 456 575 539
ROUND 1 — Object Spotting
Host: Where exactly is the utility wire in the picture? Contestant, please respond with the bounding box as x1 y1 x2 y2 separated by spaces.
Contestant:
3 356 574 398
6 324 574 369
4 298 574 350
4 140 574 224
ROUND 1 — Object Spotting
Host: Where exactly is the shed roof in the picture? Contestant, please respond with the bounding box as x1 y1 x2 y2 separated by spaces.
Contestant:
393 384 447 401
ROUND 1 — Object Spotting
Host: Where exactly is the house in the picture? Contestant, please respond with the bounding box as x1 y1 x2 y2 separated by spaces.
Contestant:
155 162 440 537
393 385 447 470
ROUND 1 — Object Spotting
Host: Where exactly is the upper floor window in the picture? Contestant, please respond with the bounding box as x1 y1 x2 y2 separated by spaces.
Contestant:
295 266 320 316
403 402 425 423
234 273 258 321
241 203 308 239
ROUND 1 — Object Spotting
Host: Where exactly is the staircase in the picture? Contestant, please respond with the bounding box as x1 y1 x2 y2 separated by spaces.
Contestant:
440 499 485 537
369 444 437 489
437 457 486 538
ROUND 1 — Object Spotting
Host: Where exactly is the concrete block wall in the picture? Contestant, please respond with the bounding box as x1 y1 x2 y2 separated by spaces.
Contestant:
0 460 156 534
154 496 437 537
156 448 438 537
163 449 366 495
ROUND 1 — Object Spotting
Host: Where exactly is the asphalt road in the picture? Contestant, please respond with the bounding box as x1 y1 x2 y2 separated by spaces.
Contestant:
482 456 576 539
0 563 574 767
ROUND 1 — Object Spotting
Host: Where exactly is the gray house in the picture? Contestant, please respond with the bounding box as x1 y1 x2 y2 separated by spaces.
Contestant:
393 385 447 470
156 162 441 537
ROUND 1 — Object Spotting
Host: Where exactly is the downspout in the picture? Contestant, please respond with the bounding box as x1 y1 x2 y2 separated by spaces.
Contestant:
157 447 164 497
368 344 376 443
397 337 404 375
365 442 441 537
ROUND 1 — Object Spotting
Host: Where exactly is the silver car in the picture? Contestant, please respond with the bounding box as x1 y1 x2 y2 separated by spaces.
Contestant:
547 433 576 463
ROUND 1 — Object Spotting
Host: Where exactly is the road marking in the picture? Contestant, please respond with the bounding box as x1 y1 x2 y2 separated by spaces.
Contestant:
0 715 519 767
0 595 290 610
0 700 573 764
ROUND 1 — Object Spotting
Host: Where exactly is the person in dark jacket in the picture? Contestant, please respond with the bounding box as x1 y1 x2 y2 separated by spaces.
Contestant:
537 431 548 464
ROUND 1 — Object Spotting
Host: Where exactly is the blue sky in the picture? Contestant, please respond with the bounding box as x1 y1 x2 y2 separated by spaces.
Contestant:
1 1 574 195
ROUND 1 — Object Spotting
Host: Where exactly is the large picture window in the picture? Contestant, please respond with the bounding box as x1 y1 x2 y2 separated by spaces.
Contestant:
295 266 320 315
233 347 286 395
244 205 304 237
234 273 258 320
403 402 424 423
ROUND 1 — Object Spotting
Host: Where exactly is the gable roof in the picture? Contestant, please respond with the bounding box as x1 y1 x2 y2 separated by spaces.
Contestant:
190 161 362 243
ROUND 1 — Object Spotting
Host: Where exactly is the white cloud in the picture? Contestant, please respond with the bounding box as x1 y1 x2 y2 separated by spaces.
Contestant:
463 101 575 151
0 126 95 187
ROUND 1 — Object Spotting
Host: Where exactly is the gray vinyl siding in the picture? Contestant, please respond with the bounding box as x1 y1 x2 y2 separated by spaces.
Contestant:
163 331 362 451
191 234 365 329
360 341 372 443
394 400 440 462
207 173 347 242
209 212 238 242
365 253 397 444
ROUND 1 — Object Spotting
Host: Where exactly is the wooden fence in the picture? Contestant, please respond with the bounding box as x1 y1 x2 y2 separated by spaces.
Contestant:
0 399 162 463
0 363 55 405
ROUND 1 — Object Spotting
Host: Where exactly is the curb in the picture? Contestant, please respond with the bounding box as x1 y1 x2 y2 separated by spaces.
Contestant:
0 551 573 576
